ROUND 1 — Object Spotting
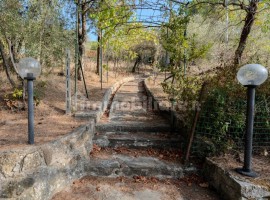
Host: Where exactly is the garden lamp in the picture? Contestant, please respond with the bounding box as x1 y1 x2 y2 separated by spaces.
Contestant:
17 57 41 144
236 64 268 177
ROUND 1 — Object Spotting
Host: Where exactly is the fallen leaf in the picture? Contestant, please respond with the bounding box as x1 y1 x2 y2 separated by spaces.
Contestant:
119 177 124 182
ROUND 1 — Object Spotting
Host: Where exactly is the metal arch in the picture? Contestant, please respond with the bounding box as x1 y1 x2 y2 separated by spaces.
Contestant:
93 0 188 30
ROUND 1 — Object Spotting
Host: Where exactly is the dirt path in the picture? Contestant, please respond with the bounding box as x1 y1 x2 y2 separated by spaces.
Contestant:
52 176 220 200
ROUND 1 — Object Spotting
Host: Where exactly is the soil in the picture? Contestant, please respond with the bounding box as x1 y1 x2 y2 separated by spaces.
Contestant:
211 153 270 190
51 175 220 200
146 75 169 101
0 67 127 150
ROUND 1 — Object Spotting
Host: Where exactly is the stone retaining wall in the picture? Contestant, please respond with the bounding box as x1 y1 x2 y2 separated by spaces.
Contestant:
143 78 183 132
0 76 137 200
97 77 135 122
0 122 95 199
204 158 270 200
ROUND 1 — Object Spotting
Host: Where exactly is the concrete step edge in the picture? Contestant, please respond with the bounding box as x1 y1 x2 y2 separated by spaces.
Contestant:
85 154 184 179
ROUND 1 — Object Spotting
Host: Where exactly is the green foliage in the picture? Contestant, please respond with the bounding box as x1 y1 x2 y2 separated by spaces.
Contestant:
3 88 24 111
102 25 158 63
90 0 158 63
195 83 270 155
12 88 23 99
162 74 203 127
188 35 213 61
192 70 270 155
199 87 246 152
0 0 74 71
160 8 211 70
102 64 109 71
4 88 23 100
90 0 133 32
162 75 202 103
23 0 74 67
86 41 98 50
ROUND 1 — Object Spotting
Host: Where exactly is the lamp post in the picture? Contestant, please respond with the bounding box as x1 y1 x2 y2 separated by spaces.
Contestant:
17 57 41 145
236 64 268 177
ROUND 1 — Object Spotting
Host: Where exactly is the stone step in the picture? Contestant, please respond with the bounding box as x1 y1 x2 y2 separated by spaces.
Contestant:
93 131 182 149
109 111 169 123
109 104 149 114
74 111 100 119
122 82 144 87
74 111 104 124
96 122 171 132
113 94 148 102
119 87 145 93
84 154 184 179
96 131 179 137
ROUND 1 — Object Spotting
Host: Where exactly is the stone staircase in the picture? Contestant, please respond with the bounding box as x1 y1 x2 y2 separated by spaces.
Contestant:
86 78 187 179
50 77 223 200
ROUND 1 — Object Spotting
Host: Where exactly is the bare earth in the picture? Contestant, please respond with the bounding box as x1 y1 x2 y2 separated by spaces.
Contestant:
0 70 126 150
52 176 220 200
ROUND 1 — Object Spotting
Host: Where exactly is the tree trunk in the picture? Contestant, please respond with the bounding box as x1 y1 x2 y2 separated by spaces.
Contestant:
6 38 18 74
114 58 117 78
132 55 141 73
77 0 88 81
233 0 258 68
79 1 87 60
77 0 82 81
96 33 100 75
0 40 15 87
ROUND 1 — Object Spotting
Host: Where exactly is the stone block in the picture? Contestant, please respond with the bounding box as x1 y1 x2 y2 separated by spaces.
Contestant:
0 152 23 177
0 123 94 200
203 158 270 200
22 151 45 172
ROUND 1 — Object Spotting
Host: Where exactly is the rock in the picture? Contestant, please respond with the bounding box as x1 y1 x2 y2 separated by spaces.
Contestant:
0 152 23 177
86 155 183 178
41 147 53 166
0 123 94 199
21 151 45 172
203 158 270 200
183 164 197 175
12 163 21 173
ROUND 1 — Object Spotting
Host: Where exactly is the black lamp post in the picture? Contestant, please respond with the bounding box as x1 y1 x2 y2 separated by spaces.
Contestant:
236 64 268 177
17 57 41 145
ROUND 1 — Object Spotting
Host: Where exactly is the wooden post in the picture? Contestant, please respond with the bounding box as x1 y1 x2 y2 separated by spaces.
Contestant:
107 59 109 83
184 82 207 163
66 49 71 115
100 29 103 90
74 1 79 111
